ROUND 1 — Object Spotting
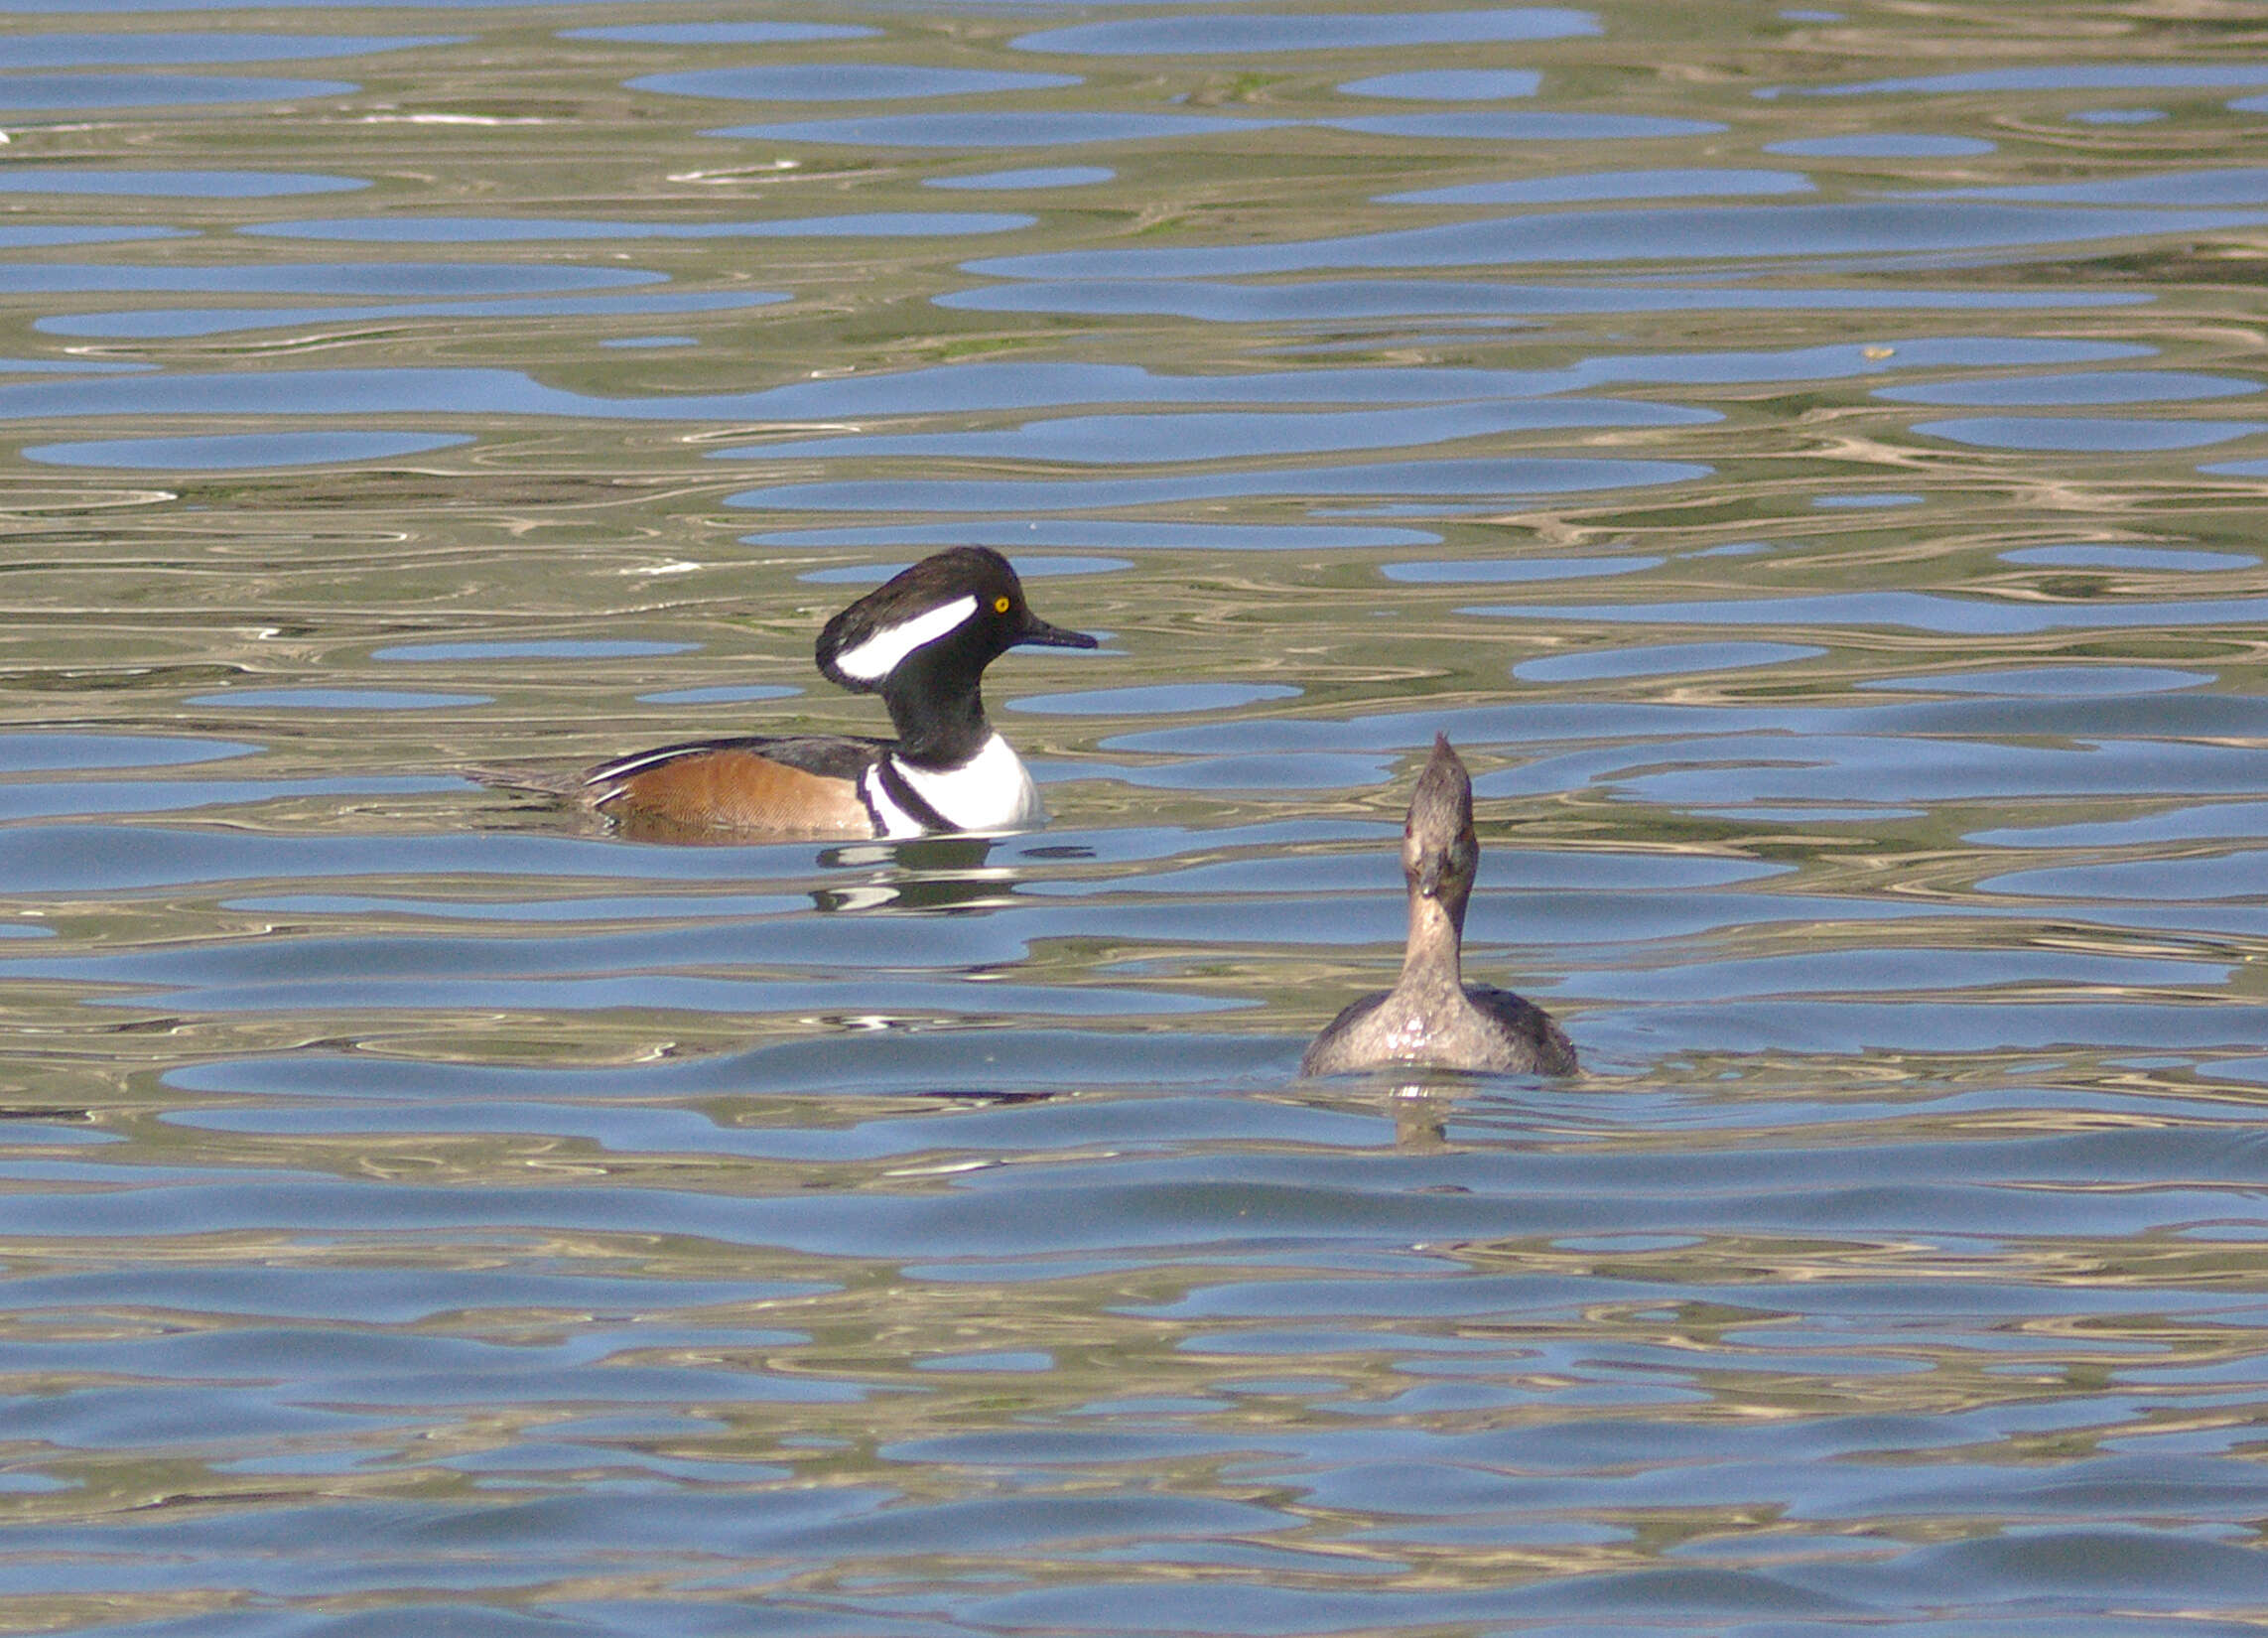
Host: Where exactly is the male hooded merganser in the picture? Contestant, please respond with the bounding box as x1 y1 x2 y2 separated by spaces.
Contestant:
1301 736 1576 1077
576 547 1097 839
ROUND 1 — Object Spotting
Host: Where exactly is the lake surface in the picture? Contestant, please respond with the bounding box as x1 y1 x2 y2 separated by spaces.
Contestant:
6 2 2268 1632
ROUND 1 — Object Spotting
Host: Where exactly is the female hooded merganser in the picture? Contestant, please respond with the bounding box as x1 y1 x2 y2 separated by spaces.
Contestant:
577 547 1097 839
1302 735 1576 1078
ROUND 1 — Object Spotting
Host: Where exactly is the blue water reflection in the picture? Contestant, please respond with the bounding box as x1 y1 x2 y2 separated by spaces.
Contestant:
1011 9 1600 54
0 775 463 820
248 213 1031 241
633 65 1081 101
1812 491 1923 507
1384 168 1811 204
1877 370 2261 404
40 290 785 340
1470 590 2268 633
561 21 876 44
927 166 1115 191
1767 133 1996 156
1516 641 1824 681
798 554 1122 583
0 262 668 295
712 110 1281 147
940 279 2147 320
11 1 2268 1632
967 203 2268 277
375 639 693 661
8 348 2113 424
726 457 1712 512
0 226 188 248
1384 556 1662 584
0 30 456 63
1775 64 2268 95
1332 110 1718 139
193 688 487 708
1861 664 2211 696
726 401 1719 466
0 734 257 769
0 71 353 104
1009 683 1302 716
742 521 1438 551
0 167 365 195
0 354 148 373
638 684 799 705
1340 68 1541 98
1916 168 2268 205
1915 418 2263 453
23 431 470 467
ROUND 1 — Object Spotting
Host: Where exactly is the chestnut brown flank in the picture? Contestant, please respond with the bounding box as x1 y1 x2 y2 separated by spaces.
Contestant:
601 750 871 839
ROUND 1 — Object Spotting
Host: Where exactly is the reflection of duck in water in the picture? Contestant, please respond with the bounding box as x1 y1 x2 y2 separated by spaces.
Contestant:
494 548 1098 842
1303 736 1576 1078
811 834 1025 915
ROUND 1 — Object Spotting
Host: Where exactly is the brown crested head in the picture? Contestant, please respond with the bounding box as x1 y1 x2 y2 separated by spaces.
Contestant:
1402 734 1479 900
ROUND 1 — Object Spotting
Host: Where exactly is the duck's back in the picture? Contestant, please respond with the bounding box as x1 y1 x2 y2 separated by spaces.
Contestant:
1464 983 1577 1075
1301 981 1575 1077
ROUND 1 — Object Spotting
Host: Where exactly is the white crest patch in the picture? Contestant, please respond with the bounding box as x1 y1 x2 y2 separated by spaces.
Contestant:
890 733 1043 833
833 594 980 683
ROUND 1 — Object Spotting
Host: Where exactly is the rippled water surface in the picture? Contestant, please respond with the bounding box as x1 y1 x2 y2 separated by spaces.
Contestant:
7 2 2268 1632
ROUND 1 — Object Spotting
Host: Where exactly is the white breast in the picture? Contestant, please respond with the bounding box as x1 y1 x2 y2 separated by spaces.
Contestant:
882 733 1044 835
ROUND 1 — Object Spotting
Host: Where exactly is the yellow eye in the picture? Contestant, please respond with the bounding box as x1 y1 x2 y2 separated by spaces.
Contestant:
994 596 1012 614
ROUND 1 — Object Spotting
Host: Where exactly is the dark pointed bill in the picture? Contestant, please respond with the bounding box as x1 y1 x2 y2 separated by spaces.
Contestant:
1016 614 1099 650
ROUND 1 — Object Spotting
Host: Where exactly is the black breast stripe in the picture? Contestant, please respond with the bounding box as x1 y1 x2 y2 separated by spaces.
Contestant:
873 758 957 834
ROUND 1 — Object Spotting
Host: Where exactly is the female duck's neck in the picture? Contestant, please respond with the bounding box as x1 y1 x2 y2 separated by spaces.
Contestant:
1400 890 1468 993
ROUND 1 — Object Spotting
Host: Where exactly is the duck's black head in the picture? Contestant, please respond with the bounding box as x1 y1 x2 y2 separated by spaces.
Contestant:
816 546 1097 698
1403 734 1479 904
